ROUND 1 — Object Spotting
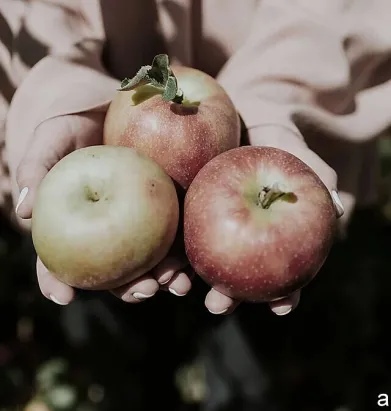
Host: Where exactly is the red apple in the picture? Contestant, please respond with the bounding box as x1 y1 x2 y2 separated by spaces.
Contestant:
183 146 337 302
31 145 179 290
103 54 240 189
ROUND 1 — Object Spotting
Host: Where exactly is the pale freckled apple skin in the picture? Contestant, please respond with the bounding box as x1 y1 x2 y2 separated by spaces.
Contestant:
31 146 179 290
183 146 337 302
103 65 241 190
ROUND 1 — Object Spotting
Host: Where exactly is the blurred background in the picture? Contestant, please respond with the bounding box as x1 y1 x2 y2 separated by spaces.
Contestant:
0 136 391 411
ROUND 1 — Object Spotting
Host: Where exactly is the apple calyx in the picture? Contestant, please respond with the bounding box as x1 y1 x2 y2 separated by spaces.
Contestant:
84 186 100 202
258 183 289 209
118 54 184 104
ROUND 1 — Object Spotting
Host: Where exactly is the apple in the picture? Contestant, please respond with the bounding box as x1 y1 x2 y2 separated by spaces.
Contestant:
103 54 240 189
183 146 337 302
31 145 179 290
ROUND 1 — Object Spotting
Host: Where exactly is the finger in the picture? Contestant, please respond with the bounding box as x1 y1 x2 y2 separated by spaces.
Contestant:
205 288 240 315
36 257 75 305
151 255 188 285
298 150 344 218
269 290 301 316
110 275 160 303
15 117 75 219
331 190 345 218
165 271 192 297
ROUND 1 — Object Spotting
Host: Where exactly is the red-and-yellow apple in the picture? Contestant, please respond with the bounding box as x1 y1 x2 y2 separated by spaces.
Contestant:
183 146 337 302
103 54 240 189
31 145 179 290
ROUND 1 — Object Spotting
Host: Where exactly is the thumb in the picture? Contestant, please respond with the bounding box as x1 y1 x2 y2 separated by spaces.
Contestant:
15 114 97 219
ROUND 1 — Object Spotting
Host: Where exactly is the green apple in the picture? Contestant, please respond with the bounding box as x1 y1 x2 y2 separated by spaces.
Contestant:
32 145 179 290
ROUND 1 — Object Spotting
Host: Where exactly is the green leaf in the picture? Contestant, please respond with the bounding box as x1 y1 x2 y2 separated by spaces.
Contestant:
162 75 178 101
148 76 165 89
118 66 151 91
148 54 170 86
118 54 184 103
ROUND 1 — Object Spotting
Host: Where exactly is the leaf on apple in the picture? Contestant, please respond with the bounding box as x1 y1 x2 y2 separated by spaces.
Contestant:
148 54 170 86
162 76 179 101
118 66 151 91
117 54 183 103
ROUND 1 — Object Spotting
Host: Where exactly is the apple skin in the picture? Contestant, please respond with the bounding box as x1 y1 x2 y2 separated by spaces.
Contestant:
103 65 241 190
31 145 179 290
183 146 337 302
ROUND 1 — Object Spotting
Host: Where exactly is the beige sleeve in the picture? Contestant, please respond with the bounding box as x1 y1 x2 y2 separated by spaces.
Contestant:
5 0 119 208
217 0 390 219
217 0 391 145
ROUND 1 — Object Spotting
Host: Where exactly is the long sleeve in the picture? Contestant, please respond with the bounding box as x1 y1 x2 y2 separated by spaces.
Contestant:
4 0 119 213
217 0 391 215
218 0 391 141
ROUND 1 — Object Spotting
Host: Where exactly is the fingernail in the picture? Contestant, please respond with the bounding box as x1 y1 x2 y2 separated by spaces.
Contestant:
271 305 292 316
15 187 28 215
49 294 69 306
168 287 187 297
331 190 344 217
132 292 155 300
158 274 173 285
208 307 228 315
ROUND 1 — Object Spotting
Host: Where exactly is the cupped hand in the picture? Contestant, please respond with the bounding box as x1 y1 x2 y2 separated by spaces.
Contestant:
15 112 192 305
15 117 344 317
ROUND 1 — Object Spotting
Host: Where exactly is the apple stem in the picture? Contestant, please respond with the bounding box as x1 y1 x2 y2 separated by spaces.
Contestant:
117 54 185 104
258 183 287 209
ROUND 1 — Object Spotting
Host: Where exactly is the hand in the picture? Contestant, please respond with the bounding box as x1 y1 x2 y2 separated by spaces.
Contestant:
14 117 343 317
15 113 192 305
202 125 345 317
